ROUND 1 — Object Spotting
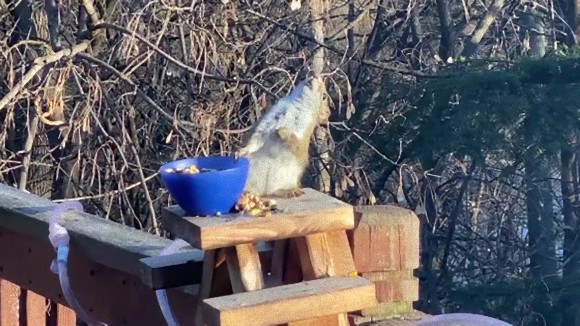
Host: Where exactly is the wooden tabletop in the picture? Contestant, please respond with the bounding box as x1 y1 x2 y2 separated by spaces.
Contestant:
161 188 355 250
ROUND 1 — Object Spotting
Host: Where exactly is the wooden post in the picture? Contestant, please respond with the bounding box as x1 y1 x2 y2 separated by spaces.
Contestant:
56 304 77 326
25 291 47 325
348 205 421 322
291 230 358 326
0 279 20 326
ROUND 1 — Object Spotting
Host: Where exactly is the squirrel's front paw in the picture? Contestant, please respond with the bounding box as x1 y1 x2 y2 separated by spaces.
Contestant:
276 127 299 143
234 147 250 160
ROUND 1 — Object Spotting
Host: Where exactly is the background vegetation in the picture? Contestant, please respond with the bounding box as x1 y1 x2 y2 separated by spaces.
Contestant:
1 0 579 324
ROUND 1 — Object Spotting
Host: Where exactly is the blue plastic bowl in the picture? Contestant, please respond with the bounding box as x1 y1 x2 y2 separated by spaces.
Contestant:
159 156 250 216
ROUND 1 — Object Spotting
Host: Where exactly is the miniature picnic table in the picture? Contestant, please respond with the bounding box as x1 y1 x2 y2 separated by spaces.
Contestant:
161 188 377 326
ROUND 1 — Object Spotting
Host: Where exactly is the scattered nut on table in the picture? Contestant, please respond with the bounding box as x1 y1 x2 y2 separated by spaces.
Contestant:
234 191 277 217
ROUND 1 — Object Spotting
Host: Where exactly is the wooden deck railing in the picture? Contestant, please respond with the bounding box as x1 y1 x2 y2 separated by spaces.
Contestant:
0 182 421 325
0 183 200 324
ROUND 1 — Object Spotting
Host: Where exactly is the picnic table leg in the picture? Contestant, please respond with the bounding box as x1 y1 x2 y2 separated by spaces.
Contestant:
290 230 357 326
194 250 217 326
225 243 265 293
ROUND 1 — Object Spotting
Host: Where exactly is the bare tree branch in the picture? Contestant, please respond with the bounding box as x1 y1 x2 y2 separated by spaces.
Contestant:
0 41 90 111
461 0 507 58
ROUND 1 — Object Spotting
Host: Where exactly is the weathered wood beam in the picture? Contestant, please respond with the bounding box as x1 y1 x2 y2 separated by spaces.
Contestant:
163 188 355 250
0 227 198 325
0 183 188 277
202 276 377 325
139 241 274 290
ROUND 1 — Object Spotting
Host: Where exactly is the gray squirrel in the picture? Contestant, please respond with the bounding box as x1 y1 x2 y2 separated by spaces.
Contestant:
236 74 328 198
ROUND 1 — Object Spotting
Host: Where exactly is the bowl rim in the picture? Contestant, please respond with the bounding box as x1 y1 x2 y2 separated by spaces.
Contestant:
158 156 249 175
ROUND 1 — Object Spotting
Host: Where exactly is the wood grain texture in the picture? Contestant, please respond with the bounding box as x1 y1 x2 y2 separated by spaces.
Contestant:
0 183 197 278
56 304 77 326
139 241 274 290
225 247 247 294
350 205 420 272
360 301 414 317
290 314 341 326
26 290 47 325
139 250 205 290
202 276 377 326
0 228 197 325
162 188 355 249
295 230 358 325
0 279 20 326
295 230 357 280
229 244 265 292
362 271 419 303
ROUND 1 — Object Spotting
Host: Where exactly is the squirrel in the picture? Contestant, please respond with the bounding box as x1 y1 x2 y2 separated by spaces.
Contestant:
236 74 329 198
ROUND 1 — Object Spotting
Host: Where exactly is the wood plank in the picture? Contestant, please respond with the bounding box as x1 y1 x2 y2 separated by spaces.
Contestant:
0 279 20 326
209 251 234 297
295 230 357 280
139 241 274 290
225 247 247 294
350 205 420 273
202 276 377 326
360 301 414 317
139 251 205 290
361 270 419 303
0 183 196 278
290 314 341 326
295 230 359 325
226 244 265 292
162 188 355 249
26 290 47 325
195 250 216 326
0 228 197 325
56 304 77 326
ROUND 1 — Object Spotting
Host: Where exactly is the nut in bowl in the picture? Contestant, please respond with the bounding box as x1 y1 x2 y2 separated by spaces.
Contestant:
159 156 250 216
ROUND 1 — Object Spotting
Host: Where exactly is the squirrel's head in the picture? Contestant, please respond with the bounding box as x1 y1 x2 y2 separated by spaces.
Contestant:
305 74 329 122
303 75 324 95
300 72 329 122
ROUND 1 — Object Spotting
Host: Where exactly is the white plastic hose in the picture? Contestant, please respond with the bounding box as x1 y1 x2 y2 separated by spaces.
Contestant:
48 201 107 326
155 238 192 326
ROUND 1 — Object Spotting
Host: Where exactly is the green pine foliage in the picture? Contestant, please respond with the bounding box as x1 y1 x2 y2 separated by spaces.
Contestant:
367 55 580 168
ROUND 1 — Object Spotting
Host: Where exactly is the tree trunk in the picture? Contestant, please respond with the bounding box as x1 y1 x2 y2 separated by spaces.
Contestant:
524 14 554 315
435 0 455 61
525 153 557 325
461 0 506 58
309 0 332 194
439 162 475 291
561 135 580 326
521 6 547 58
417 174 442 314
